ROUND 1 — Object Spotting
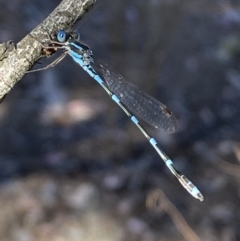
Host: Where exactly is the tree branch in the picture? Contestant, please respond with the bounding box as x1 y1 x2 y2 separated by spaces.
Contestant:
0 0 98 101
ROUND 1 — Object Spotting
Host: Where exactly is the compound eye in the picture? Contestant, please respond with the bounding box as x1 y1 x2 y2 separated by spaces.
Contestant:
57 30 67 42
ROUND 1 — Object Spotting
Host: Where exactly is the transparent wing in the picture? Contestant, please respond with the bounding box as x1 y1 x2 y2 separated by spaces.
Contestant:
97 62 177 133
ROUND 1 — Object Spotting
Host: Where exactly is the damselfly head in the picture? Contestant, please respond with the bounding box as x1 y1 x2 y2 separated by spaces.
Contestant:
57 30 81 43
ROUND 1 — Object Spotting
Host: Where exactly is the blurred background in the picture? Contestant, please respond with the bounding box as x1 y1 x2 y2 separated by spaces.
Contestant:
0 0 240 240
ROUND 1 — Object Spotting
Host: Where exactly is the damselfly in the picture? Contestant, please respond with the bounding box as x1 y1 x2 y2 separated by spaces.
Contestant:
29 30 204 201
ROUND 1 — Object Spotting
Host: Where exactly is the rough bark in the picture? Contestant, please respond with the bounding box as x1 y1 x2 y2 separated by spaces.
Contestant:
0 0 98 101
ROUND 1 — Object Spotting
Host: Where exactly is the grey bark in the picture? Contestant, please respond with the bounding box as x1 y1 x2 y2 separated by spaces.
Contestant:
0 0 98 101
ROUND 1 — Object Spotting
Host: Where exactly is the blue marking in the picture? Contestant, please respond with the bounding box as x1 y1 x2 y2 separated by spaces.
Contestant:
70 49 84 60
72 56 84 67
82 65 88 71
131 116 139 124
166 159 173 168
86 68 96 78
94 75 104 84
112 95 120 103
70 42 84 50
150 138 157 145
191 186 200 196
57 30 67 42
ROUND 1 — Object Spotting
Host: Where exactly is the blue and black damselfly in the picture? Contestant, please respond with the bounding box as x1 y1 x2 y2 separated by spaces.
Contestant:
28 30 204 201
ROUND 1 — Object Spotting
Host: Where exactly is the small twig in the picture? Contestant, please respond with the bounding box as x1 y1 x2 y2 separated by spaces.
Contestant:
0 0 98 101
217 158 240 178
146 189 202 241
